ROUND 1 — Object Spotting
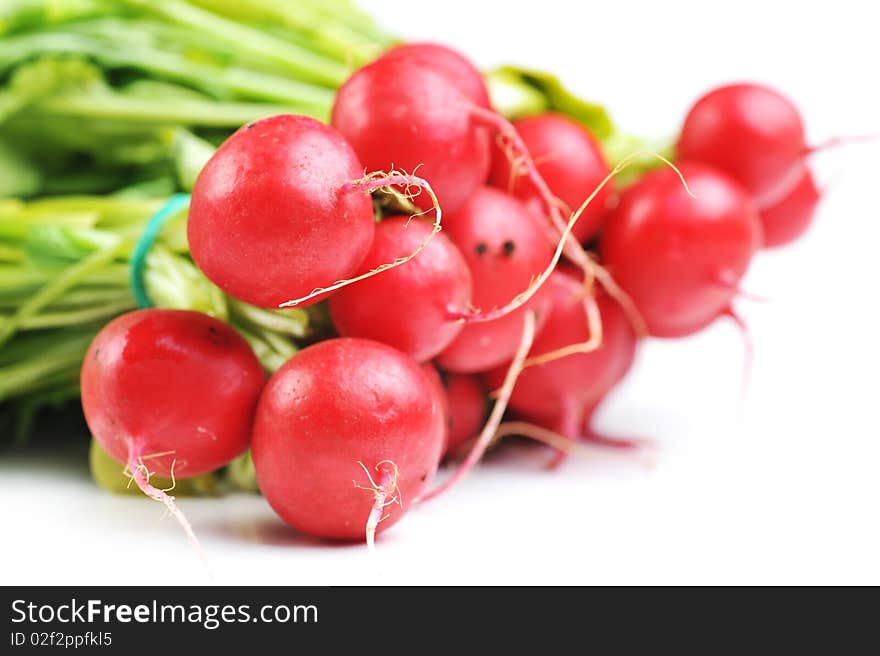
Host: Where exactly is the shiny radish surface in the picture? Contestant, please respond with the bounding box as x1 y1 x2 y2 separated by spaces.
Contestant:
600 162 763 337
81 309 265 478
329 216 472 363
188 115 374 308
332 54 491 216
677 83 807 209
380 42 492 109
252 338 445 542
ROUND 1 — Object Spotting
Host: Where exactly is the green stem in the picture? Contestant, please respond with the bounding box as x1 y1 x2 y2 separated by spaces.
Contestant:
0 241 122 348
228 298 308 338
0 334 92 400
120 0 349 87
34 93 320 126
15 299 135 329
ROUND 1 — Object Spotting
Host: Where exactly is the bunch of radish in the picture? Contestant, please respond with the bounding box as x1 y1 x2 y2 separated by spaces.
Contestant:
80 43 822 552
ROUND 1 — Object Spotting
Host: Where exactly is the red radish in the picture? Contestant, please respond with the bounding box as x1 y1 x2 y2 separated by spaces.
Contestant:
380 42 492 109
329 217 472 363
484 269 637 439
677 83 807 209
251 338 445 547
437 187 554 373
332 48 617 330
421 363 449 421
188 114 440 309
759 170 821 247
600 162 763 338
331 55 491 216
81 309 265 551
490 112 613 242
443 373 488 453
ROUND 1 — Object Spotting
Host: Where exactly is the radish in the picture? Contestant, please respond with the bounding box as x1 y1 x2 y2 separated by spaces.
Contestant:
759 170 821 247
443 373 488 454
677 83 807 209
437 187 554 373
251 338 446 548
489 112 613 242
600 162 763 338
484 269 637 444
80 309 265 551
332 47 624 336
380 42 492 109
328 216 472 363
188 114 441 309
331 54 491 216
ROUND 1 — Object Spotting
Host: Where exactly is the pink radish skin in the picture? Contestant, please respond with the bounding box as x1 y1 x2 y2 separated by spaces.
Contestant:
677 83 808 209
380 42 492 109
437 187 553 373
490 112 613 243
329 217 472 363
81 309 265 557
484 270 637 439
332 56 491 216
81 309 265 479
759 170 821 248
252 338 445 544
189 115 374 308
600 162 763 338
189 114 440 310
332 47 603 327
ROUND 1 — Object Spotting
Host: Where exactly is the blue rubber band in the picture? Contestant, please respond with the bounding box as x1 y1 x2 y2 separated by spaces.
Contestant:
130 193 191 309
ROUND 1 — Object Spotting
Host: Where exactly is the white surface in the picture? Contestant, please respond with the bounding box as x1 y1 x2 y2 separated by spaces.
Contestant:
2 0 880 585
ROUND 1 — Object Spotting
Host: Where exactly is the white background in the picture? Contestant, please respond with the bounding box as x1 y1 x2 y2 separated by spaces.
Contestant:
2 0 879 585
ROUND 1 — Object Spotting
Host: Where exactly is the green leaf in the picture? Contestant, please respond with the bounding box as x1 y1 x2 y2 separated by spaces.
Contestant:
0 139 42 197
487 65 615 139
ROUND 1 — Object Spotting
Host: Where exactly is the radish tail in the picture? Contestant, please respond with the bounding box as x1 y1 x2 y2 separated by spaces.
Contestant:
724 306 754 403
471 106 688 338
417 310 537 503
521 293 603 369
546 399 581 469
279 172 441 308
493 421 648 466
354 460 400 552
805 133 880 157
126 450 210 573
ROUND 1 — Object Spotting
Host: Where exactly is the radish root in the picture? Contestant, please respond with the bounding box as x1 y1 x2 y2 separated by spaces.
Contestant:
521 292 603 369
125 447 209 572
278 171 441 308
723 305 754 402
715 270 770 303
477 103 691 340
354 460 401 553
492 421 653 466
417 310 537 503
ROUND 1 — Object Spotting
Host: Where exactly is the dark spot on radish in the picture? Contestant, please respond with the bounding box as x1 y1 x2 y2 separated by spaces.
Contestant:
420 472 428 482
502 240 516 257
205 323 232 347
475 242 488 255
245 122 256 129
